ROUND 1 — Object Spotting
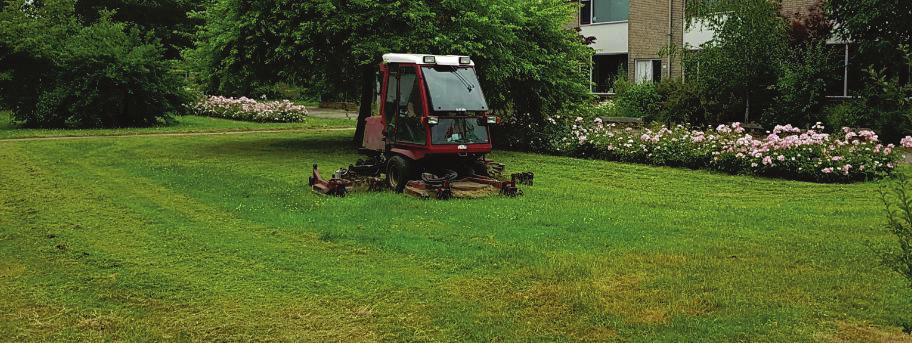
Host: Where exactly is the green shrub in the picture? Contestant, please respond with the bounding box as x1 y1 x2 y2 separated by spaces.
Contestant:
613 79 662 119
572 101 618 119
762 42 833 128
610 80 709 126
655 80 708 125
826 67 912 142
879 174 912 291
0 2 186 128
825 101 869 130
684 0 787 124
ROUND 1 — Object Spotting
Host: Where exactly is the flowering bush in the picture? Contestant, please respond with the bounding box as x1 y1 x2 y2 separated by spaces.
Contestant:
556 118 904 182
191 96 308 122
574 101 618 118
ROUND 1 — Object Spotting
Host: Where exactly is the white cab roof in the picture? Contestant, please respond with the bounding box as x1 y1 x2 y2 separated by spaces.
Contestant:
382 53 475 66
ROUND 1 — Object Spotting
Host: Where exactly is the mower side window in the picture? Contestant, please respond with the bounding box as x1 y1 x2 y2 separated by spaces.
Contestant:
395 66 426 145
384 64 399 126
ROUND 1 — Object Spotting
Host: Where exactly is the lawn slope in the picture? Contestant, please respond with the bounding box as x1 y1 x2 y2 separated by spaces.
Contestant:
0 130 910 341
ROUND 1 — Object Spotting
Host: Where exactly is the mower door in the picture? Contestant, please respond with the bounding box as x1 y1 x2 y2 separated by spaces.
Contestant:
362 116 384 151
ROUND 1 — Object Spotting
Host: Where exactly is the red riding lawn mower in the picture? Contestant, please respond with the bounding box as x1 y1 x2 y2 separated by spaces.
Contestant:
310 53 533 199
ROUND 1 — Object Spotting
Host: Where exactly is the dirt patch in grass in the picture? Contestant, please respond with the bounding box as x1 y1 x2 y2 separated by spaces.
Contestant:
0 262 26 278
76 314 121 332
275 302 382 341
593 272 672 325
821 320 912 342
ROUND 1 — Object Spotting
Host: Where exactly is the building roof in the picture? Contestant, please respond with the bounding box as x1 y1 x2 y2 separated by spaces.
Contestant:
382 53 475 66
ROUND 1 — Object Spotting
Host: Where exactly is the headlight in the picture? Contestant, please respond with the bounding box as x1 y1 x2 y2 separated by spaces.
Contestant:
427 116 439 125
459 56 472 65
486 116 498 124
423 56 436 64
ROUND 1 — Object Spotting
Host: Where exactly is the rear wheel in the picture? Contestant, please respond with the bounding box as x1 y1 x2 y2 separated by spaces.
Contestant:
386 156 414 193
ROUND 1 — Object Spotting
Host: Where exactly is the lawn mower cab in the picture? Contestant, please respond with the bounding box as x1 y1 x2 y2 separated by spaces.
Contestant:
310 53 533 199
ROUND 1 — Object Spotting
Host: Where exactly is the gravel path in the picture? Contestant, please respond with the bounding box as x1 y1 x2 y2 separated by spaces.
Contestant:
307 108 358 119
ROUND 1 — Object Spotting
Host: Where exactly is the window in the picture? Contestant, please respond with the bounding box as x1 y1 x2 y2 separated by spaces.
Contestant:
394 66 426 145
826 44 865 97
431 118 490 145
580 0 592 25
592 54 628 93
826 43 912 98
580 0 628 25
592 0 628 23
384 64 399 123
373 72 383 115
635 60 663 84
421 66 488 112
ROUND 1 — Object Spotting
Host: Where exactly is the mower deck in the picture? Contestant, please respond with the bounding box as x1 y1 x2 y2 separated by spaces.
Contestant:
404 175 521 200
406 180 496 199
309 163 530 200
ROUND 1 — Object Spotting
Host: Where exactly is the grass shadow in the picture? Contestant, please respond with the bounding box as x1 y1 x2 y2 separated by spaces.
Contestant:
191 134 360 160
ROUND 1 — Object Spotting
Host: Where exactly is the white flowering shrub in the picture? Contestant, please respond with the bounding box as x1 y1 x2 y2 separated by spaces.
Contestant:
191 96 308 122
556 118 909 182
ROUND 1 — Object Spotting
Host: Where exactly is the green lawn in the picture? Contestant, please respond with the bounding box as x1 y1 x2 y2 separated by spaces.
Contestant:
1 128 911 341
0 111 354 139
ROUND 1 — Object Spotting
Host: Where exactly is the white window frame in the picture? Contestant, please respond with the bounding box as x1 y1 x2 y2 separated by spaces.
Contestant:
635 59 663 84
826 43 854 99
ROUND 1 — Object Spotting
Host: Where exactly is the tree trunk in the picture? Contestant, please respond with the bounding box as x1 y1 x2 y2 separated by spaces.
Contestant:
744 93 751 123
353 65 376 146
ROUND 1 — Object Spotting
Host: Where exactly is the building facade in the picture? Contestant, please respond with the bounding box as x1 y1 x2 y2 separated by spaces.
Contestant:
573 0 837 95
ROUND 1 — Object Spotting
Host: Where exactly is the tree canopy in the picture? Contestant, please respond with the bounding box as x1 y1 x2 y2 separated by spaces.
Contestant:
0 0 187 128
75 0 200 59
186 0 594 143
685 0 789 123
828 0 912 47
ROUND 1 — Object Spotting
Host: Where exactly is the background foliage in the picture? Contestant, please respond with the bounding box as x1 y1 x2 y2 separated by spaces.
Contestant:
762 38 834 128
0 0 186 128
75 0 200 59
185 0 593 146
684 0 788 124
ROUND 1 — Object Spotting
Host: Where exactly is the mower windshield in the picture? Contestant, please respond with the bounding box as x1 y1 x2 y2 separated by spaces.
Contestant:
422 66 488 112
431 118 490 145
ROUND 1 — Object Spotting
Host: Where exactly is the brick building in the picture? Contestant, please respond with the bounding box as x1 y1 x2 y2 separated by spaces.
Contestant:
573 0 840 95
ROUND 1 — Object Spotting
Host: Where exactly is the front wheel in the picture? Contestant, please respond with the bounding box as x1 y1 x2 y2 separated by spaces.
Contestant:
386 156 414 193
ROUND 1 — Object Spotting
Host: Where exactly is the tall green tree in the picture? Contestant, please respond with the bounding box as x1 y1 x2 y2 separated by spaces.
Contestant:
685 0 788 123
828 0 912 90
186 0 593 144
762 0 835 127
828 0 912 47
75 0 200 59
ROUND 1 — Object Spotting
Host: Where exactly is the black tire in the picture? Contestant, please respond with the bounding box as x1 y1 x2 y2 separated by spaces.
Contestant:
387 155 414 193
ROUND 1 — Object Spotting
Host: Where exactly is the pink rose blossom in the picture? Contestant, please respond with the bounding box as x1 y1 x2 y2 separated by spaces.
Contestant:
902 136 912 148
